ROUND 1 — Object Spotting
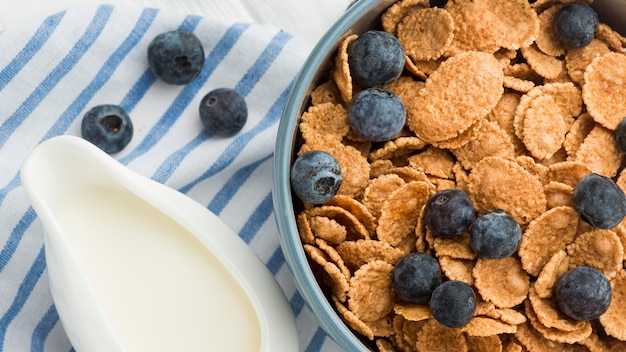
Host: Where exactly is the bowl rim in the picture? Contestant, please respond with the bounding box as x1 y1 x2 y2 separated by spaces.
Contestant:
273 0 398 350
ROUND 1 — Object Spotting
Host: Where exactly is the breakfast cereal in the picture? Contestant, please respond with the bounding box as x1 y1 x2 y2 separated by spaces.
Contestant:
291 0 626 350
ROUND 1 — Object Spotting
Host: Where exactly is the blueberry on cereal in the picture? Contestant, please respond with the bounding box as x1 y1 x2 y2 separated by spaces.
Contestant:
615 118 626 153
429 280 476 328
291 151 342 204
392 252 442 305
348 87 406 142
424 189 474 238
554 3 599 48
555 266 612 321
147 30 205 85
347 30 405 88
470 210 521 259
573 173 626 229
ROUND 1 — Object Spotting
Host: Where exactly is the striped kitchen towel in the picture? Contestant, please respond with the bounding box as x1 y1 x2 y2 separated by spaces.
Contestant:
0 4 342 351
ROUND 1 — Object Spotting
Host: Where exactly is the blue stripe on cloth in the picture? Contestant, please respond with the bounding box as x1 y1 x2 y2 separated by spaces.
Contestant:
41 7 158 141
0 207 36 272
238 191 273 244
266 245 285 276
150 131 210 184
290 290 306 316
0 12 65 92
234 30 292 97
0 246 47 350
119 14 203 112
150 30 291 184
118 22 250 165
206 153 273 215
30 305 59 352
178 81 293 194
0 5 113 150
305 328 328 352
0 174 20 207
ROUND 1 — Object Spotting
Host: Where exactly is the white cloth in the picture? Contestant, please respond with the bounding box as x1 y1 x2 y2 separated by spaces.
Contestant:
0 4 342 351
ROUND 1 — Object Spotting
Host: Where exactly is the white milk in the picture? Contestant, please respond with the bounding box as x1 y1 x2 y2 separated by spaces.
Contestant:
56 184 261 351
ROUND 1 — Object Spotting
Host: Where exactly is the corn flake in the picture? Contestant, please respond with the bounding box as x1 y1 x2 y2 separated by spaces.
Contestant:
468 156 546 225
407 51 504 144
519 206 579 277
473 257 530 308
378 181 431 246
397 7 454 62
599 270 626 341
348 260 395 322
583 52 626 130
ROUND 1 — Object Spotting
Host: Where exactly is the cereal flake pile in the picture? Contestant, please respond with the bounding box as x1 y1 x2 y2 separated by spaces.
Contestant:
294 0 626 351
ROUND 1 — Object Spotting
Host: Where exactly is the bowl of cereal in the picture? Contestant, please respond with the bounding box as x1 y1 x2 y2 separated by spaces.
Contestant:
274 0 626 351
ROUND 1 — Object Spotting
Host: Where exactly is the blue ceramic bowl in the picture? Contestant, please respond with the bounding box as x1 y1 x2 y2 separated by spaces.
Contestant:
273 1 625 351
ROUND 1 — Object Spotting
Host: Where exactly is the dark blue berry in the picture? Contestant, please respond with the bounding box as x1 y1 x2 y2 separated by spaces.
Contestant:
348 87 406 142
199 88 247 136
554 3 599 48
555 266 612 321
615 118 626 153
392 252 442 304
430 280 476 328
573 173 626 229
291 151 342 204
424 189 475 238
469 210 522 259
347 30 405 88
147 30 205 85
81 104 133 154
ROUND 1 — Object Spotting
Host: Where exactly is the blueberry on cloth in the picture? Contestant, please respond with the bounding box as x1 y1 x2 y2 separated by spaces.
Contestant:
554 3 599 48
81 104 133 154
348 87 406 142
573 173 626 229
555 266 612 321
430 280 476 328
424 188 475 238
392 252 442 304
469 210 522 259
347 30 405 88
615 118 626 153
199 88 247 136
290 151 342 204
147 30 205 85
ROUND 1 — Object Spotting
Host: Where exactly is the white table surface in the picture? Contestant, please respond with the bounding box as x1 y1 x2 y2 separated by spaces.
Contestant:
0 0 353 49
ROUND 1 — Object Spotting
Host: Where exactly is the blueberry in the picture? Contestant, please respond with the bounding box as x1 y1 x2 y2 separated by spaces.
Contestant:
573 173 626 229
81 104 133 154
554 3 599 48
554 266 612 321
430 280 476 328
615 118 626 153
290 151 342 204
147 30 205 85
199 88 247 136
424 189 475 238
392 252 442 304
348 87 406 142
347 30 405 88
469 210 522 259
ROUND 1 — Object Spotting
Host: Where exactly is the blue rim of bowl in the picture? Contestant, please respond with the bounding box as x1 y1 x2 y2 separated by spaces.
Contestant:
273 0 397 351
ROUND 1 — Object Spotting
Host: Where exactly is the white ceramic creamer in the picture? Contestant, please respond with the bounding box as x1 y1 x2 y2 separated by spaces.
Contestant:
20 135 298 352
